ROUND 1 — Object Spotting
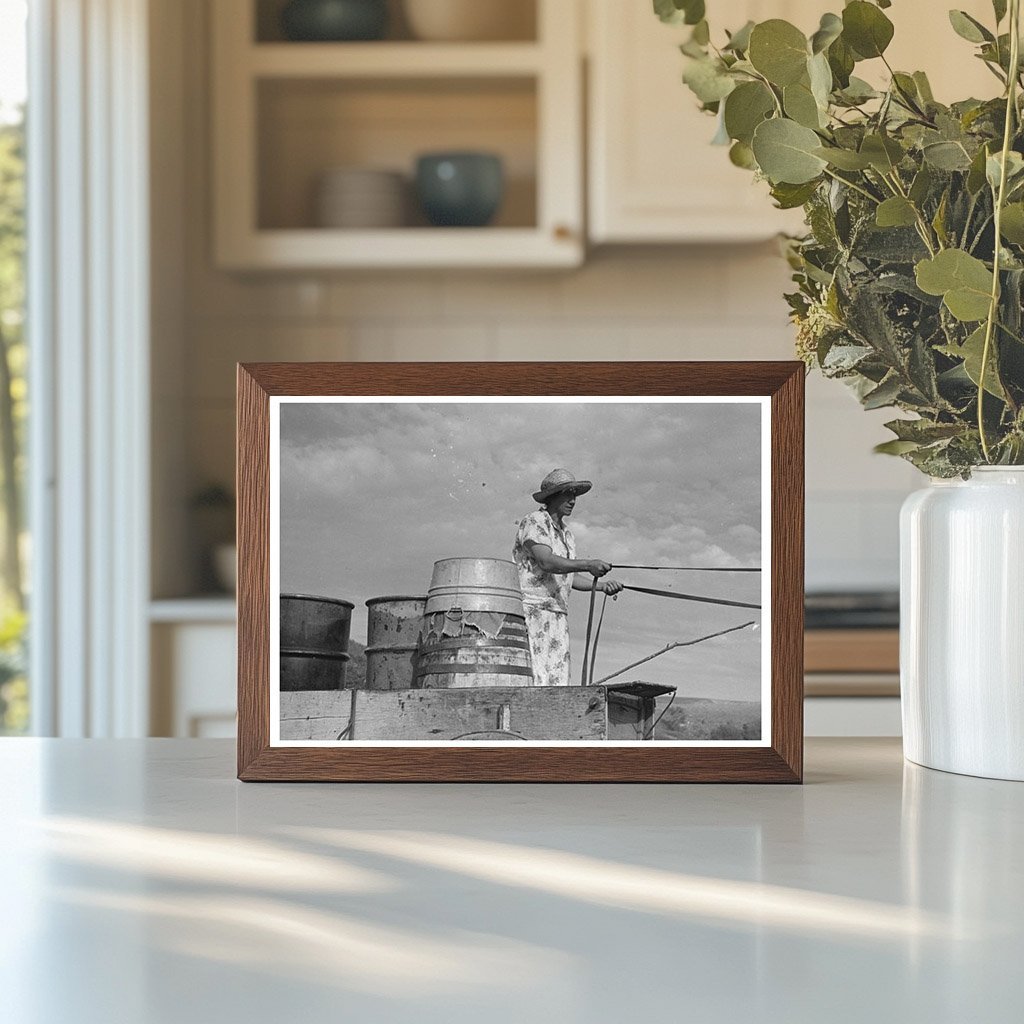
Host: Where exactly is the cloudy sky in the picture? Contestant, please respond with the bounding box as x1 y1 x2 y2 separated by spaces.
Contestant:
278 399 765 702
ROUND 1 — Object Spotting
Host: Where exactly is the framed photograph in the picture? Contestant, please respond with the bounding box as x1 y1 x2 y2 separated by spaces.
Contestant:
237 362 804 782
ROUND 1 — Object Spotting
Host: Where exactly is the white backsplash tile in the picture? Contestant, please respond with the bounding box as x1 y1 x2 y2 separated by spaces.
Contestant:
183 249 915 590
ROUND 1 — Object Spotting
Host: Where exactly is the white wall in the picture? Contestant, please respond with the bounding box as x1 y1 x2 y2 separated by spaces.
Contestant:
156 0 921 599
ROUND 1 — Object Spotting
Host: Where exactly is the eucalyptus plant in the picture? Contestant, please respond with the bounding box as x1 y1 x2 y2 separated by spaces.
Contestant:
657 0 1024 476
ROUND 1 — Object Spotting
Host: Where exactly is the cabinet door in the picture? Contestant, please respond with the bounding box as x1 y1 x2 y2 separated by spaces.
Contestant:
588 0 1000 244
588 0 812 242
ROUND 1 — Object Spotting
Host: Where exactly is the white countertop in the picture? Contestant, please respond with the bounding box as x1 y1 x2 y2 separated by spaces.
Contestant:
1 738 1020 1023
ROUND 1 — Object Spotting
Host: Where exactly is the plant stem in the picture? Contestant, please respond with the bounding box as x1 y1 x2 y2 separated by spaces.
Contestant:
822 167 880 205
884 170 939 254
979 0 1021 462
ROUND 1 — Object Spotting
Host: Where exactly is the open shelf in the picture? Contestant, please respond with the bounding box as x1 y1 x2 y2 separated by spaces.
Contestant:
257 77 538 232
213 0 582 268
249 42 544 77
254 0 538 44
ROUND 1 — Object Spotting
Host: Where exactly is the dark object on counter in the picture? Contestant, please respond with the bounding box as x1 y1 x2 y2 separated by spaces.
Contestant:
415 152 505 227
805 590 899 630
280 593 354 690
280 0 388 42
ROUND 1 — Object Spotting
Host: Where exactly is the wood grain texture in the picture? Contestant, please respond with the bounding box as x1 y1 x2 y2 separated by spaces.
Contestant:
280 691 353 741
350 686 636 742
237 365 271 776
236 361 805 783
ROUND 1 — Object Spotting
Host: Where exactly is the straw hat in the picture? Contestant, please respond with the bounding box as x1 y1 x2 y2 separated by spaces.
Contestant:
533 469 593 504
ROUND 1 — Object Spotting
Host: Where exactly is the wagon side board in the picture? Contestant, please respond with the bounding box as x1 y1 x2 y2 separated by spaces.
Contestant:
279 691 352 741
349 686 658 741
280 686 668 742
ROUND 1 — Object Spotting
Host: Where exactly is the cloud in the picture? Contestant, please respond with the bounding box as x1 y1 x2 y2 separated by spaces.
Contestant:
279 400 766 702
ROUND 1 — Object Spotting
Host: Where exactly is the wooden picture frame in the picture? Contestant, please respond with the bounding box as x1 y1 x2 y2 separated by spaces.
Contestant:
237 362 804 782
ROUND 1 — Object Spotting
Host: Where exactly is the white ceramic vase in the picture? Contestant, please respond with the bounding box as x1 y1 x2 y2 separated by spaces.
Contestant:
900 467 1024 780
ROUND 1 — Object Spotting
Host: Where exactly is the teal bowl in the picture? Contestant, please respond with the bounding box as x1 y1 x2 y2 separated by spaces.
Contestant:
281 0 388 42
415 153 505 228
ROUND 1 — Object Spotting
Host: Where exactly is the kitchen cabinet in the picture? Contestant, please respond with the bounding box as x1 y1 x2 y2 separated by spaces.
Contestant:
586 0 999 244
211 0 583 269
150 601 237 738
587 0 813 243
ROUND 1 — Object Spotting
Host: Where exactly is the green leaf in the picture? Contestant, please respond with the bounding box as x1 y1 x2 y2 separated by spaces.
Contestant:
729 140 757 169
784 80 824 129
874 439 922 455
723 81 775 144
724 20 755 53
915 249 994 322
748 20 809 86
751 118 828 184
932 190 950 247
682 57 736 104
913 71 935 104
986 150 1024 191
993 0 1008 24
967 144 991 194
814 146 872 170
653 0 705 26
876 197 918 228
808 51 833 109
842 1 895 59
891 72 922 110
948 10 994 44
909 164 933 205
691 19 710 45
1000 203 1024 244
922 140 973 171
862 374 903 409
770 180 820 209
837 76 879 104
884 418 963 443
827 36 855 89
810 12 843 54
939 325 1006 398
860 133 904 173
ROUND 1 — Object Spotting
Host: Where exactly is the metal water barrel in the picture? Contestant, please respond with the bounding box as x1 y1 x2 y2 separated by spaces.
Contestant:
424 557 525 616
280 593 354 691
416 559 533 688
364 596 426 691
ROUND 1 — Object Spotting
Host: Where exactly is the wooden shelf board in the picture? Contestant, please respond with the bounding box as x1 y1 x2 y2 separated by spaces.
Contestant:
249 42 543 79
804 673 900 698
220 227 581 269
150 597 237 624
804 629 899 675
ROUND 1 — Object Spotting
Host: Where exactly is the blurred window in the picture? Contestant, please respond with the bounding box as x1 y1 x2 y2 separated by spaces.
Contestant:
0 0 28 734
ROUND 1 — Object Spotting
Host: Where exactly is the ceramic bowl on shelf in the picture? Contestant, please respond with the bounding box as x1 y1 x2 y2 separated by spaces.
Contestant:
403 0 534 42
280 0 389 42
414 152 504 227
315 167 408 229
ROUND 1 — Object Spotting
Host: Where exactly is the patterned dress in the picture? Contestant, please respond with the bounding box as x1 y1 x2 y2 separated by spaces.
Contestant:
512 509 577 687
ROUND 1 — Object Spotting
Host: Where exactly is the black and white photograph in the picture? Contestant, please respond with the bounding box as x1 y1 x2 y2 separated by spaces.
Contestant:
270 397 770 745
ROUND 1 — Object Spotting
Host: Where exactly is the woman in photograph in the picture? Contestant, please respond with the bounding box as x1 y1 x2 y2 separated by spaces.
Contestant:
512 469 624 687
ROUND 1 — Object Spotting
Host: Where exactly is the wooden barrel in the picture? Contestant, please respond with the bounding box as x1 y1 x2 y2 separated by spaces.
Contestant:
416 612 533 688
280 594 354 691
416 559 533 688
